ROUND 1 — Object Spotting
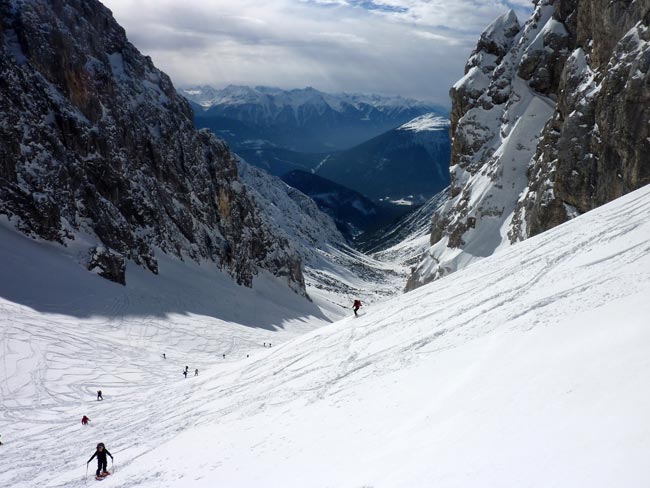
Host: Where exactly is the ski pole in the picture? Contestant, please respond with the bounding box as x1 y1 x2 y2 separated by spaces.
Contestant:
85 463 88 486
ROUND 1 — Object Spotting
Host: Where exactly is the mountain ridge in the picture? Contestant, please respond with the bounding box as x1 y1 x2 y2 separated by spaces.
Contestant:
182 84 447 153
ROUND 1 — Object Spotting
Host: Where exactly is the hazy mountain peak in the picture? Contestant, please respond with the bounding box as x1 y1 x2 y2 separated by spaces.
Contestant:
179 84 440 113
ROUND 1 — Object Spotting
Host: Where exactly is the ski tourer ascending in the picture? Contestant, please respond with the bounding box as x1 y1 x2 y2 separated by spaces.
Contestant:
353 299 362 317
87 442 113 478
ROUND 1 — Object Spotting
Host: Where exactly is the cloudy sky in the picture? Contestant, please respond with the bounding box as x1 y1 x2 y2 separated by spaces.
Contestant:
102 0 532 105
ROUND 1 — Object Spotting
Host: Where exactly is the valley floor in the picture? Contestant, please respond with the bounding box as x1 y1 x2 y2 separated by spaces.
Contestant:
1 185 650 487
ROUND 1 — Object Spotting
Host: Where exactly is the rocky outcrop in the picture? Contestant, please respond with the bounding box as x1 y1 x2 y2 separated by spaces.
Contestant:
409 0 650 290
513 0 650 238
87 246 126 285
0 0 306 294
407 3 561 289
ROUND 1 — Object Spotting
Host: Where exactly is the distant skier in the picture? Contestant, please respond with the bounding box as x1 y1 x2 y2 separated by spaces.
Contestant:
81 415 91 425
222 354 225 359
96 390 103 401
194 369 198 376
162 353 166 359
0 434 3 445
185 365 189 372
87 442 113 479
183 370 188 378
352 299 362 317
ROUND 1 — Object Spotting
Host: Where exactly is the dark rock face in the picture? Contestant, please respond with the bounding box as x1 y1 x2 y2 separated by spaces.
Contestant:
448 9 522 194
0 0 305 294
409 0 650 290
513 0 650 239
449 9 520 148
87 246 126 285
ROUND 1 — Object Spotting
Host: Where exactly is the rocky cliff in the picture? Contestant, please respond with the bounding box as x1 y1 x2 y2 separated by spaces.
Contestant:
512 0 650 238
0 0 305 293
408 0 650 290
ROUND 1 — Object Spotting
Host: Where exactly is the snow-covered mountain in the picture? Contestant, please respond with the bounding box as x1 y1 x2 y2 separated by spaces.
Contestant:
408 1 650 289
5 1 650 484
182 85 451 216
0 0 305 293
182 85 445 152
182 85 438 123
313 114 451 204
236 159 411 308
3 175 649 487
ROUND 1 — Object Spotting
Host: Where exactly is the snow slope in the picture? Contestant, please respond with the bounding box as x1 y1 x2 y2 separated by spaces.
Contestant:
236 158 409 310
2 184 650 487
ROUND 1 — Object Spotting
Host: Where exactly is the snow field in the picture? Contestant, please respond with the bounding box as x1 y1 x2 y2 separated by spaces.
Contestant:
2 184 650 486
0 220 336 487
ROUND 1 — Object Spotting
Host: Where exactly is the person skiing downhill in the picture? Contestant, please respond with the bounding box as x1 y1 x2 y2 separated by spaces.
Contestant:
352 299 362 317
81 415 91 425
87 442 113 478
96 390 103 401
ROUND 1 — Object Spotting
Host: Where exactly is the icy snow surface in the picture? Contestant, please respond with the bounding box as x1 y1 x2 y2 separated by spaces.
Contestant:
2 184 650 486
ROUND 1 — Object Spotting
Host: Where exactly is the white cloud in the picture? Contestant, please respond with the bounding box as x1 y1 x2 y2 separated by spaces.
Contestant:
101 0 532 104
413 31 463 46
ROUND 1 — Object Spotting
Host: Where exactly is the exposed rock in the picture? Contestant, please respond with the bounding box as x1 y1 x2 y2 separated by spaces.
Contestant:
408 3 560 291
0 0 306 294
514 0 650 240
448 9 521 181
87 246 126 285
409 0 650 290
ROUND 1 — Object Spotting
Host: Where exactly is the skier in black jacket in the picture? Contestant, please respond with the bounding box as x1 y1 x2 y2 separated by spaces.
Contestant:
87 442 113 477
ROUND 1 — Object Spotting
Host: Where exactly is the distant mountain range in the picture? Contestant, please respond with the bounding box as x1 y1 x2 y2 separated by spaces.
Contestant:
180 85 451 239
181 85 446 153
280 170 410 240
313 114 450 204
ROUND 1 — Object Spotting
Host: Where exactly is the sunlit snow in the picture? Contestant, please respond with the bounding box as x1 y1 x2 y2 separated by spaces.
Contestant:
1 184 650 487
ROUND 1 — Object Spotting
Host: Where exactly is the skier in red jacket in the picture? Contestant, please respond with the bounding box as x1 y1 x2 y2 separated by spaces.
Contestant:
81 415 90 425
353 299 362 317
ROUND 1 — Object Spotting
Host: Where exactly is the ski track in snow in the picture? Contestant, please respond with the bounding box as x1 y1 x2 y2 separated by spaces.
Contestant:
2 186 650 486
